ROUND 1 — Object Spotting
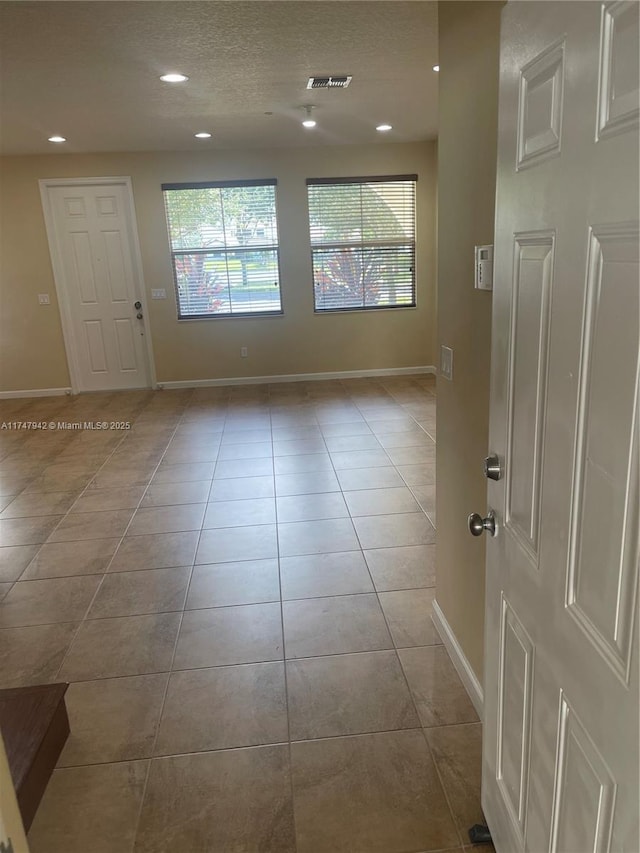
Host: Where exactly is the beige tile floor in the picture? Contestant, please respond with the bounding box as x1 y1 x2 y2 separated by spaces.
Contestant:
0 375 490 853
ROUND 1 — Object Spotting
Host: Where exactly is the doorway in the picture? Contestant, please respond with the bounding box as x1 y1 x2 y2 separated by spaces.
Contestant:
40 177 154 393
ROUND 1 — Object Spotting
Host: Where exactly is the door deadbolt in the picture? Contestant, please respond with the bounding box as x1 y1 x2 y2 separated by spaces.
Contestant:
468 510 497 537
484 454 502 481
134 301 142 310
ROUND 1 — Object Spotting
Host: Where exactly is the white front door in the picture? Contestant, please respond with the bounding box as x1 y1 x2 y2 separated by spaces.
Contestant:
42 179 151 392
482 3 639 852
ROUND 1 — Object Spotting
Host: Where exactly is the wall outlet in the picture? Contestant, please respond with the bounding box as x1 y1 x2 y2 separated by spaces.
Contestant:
240 347 248 358
151 289 167 299
440 345 454 380
38 293 50 305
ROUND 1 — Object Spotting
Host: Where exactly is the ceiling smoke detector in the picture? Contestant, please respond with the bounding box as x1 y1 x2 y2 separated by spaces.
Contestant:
307 75 352 89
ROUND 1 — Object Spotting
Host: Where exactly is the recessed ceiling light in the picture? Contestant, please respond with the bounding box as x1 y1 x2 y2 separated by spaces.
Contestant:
160 73 189 83
194 132 212 138
48 135 67 143
376 124 392 132
432 65 440 72
302 105 317 128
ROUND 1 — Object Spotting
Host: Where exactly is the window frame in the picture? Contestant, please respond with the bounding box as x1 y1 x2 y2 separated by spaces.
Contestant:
162 179 284 321
306 174 418 314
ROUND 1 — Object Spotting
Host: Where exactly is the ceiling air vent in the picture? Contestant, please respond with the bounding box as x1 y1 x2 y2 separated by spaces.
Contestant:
307 75 352 89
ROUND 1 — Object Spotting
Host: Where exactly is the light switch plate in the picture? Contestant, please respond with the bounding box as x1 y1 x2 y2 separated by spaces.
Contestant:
151 289 167 299
38 293 50 305
440 345 454 380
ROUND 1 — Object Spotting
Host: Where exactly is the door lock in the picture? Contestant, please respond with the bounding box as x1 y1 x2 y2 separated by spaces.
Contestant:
134 301 142 310
484 454 502 481
468 510 497 537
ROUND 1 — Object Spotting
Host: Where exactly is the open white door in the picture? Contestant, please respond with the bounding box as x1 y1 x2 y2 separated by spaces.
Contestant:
41 178 153 393
481 3 639 851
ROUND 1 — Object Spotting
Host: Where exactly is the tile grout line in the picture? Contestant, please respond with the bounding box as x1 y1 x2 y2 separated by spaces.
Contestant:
129 387 208 853
2 642 453 690
270 384 301 853
125 388 287 846
420 724 467 849
0 586 443 628
386 381 464 850
55 719 464 770
343 381 461 847
51 393 195 683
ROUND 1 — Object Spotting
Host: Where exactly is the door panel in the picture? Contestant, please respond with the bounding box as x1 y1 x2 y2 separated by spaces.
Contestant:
597 1 640 139
496 595 533 840
84 320 108 374
483 4 639 852
506 233 553 558
70 230 98 304
102 230 129 302
63 195 86 218
517 39 565 169
550 694 616 853
567 225 639 679
113 319 138 372
95 193 118 217
46 181 150 391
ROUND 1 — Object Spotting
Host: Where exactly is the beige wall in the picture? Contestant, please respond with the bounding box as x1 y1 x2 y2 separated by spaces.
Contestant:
436 1 503 683
0 142 436 392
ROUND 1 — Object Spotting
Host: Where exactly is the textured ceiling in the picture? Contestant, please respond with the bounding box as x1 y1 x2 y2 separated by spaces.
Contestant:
0 1 438 155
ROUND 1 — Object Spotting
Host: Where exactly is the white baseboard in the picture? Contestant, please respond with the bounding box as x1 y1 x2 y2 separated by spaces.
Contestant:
432 599 484 718
158 365 436 389
0 387 72 400
0 366 436 399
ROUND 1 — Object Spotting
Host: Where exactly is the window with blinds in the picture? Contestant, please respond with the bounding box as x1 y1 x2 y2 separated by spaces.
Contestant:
307 175 417 312
162 180 282 318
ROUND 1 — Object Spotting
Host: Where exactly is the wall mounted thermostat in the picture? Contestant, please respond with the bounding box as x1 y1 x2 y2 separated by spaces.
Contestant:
475 244 494 291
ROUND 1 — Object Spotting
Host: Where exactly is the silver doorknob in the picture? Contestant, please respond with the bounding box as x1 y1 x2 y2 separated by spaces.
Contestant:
468 511 497 537
484 454 502 480
136 312 143 319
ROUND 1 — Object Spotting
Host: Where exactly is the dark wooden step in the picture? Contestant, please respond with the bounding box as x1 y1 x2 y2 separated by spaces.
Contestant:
0 683 70 832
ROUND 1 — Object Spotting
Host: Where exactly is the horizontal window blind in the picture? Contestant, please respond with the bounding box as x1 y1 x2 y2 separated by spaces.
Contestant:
163 181 281 318
307 176 417 312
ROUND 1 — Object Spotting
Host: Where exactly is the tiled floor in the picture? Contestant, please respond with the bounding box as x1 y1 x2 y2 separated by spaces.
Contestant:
0 375 488 853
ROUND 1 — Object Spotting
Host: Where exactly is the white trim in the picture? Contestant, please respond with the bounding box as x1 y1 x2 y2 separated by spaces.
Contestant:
38 176 156 393
39 176 135 187
0 367 435 399
0 387 72 400
122 179 158 390
157 365 436 389
432 599 484 718
39 181 82 393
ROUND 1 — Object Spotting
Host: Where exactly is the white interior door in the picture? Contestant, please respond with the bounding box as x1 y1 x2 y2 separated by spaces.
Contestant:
42 179 151 392
482 3 639 851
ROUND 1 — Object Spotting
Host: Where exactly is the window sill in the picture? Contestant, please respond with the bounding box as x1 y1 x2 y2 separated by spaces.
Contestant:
177 311 284 322
313 304 418 315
